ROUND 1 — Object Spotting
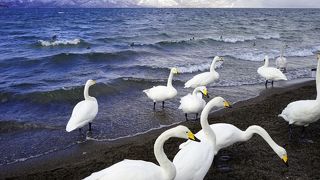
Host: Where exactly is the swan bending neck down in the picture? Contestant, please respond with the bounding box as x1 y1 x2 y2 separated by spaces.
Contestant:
184 56 223 88
179 86 208 120
143 68 179 109
173 97 230 180
84 125 199 180
279 53 320 140
66 79 98 132
257 55 287 88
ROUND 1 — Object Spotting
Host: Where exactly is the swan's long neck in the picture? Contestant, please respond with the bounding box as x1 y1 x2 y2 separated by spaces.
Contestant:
243 125 280 154
192 88 200 95
280 46 284 58
316 59 320 100
167 71 174 87
200 99 217 147
84 83 93 100
154 130 176 180
210 58 218 72
264 58 269 67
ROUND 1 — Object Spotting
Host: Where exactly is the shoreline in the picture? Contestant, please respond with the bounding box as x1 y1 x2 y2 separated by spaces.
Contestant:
1 79 320 179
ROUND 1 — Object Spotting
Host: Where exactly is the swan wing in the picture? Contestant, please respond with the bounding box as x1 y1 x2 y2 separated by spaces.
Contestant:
84 159 162 180
184 72 218 88
174 141 214 180
66 99 98 132
179 94 205 113
258 67 287 81
143 86 176 102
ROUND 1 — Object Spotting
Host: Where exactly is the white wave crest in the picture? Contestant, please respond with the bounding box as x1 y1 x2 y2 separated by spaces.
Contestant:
38 38 81 46
177 61 223 73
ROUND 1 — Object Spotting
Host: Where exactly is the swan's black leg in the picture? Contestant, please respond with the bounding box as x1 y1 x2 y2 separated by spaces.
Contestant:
288 124 293 141
271 81 274 87
79 128 82 134
153 102 156 110
265 80 268 88
89 122 92 132
162 101 165 108
185 113 188 121
196 113 198 120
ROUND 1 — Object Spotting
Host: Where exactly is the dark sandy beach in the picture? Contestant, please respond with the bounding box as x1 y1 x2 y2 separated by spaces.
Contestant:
1 80 320 180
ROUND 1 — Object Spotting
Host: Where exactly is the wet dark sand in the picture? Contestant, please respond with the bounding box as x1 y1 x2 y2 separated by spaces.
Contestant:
1 80 320 180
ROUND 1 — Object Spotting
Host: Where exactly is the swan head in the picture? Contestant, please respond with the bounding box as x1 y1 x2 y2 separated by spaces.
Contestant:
275 146 288 167
195 86 209 98
263 55 269 62
173 125 200 142
211 97 232 108
170 68 179 75
86 79 96 87
213 56 224 62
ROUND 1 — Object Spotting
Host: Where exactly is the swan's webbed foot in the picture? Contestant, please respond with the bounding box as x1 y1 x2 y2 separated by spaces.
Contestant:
153 102 156 110
185 114 188 121
162 101 165 108
89 122 92 132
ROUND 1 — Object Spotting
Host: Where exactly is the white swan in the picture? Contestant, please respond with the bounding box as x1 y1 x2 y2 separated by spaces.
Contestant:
178 86 208 120
180 124 288 166
173 97 230 180
276 44 288 73
143 68 178 109
257 55 287 88
279 53 320 139
84 125 200 180
66 79 98 132
184 56 223 88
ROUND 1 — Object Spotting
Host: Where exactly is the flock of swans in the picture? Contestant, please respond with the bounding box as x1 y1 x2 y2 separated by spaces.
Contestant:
65 52 320 180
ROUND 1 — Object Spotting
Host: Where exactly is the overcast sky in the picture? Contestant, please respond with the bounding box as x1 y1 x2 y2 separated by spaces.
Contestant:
2 0 320 8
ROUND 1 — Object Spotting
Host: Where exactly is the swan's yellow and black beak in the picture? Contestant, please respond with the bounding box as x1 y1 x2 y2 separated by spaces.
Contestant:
188 132 201 142
219 57 224 62
92 80 96 84
282 155 288 167
202 89 209 98
224 101 232 108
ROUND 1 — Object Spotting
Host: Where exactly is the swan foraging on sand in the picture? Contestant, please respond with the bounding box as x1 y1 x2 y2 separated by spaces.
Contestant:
180 124 288 166
179 86 208 120
279 53 320 140
257 55 287 88
276 44 288 73
173 97 231 180
143 68 178 110
184 56 223 88
84 125 200 180
66 79 98 132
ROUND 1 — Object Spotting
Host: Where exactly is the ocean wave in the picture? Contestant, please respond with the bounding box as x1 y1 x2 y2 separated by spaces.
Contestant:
177 61 223 73
37 38 83 47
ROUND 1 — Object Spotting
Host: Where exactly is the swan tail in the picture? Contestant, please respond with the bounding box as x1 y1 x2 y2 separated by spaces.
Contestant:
184 80 192 88
143 89 150 94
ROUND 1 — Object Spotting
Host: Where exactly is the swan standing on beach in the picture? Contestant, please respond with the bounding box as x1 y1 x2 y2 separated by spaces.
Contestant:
143 68 178 110
173 97 231 180
84 125 200 180
257 55 287 88
184 56 223 88
179 124 288 166
179 86 208 120
276 44 288 73
66 79 98 132
279 53 320 140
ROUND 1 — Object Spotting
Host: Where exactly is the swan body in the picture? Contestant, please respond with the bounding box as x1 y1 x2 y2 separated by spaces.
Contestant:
179 86 207 120
173 97 230 180
276 45 288 72
179 124 288 165
257 55 287 87
143 68 178 109
279 54 320 129
84 125 199 180
66 80 98 132
184 56 223 88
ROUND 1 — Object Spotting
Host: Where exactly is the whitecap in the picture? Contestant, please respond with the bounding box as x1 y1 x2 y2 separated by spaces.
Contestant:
38 38 81 47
